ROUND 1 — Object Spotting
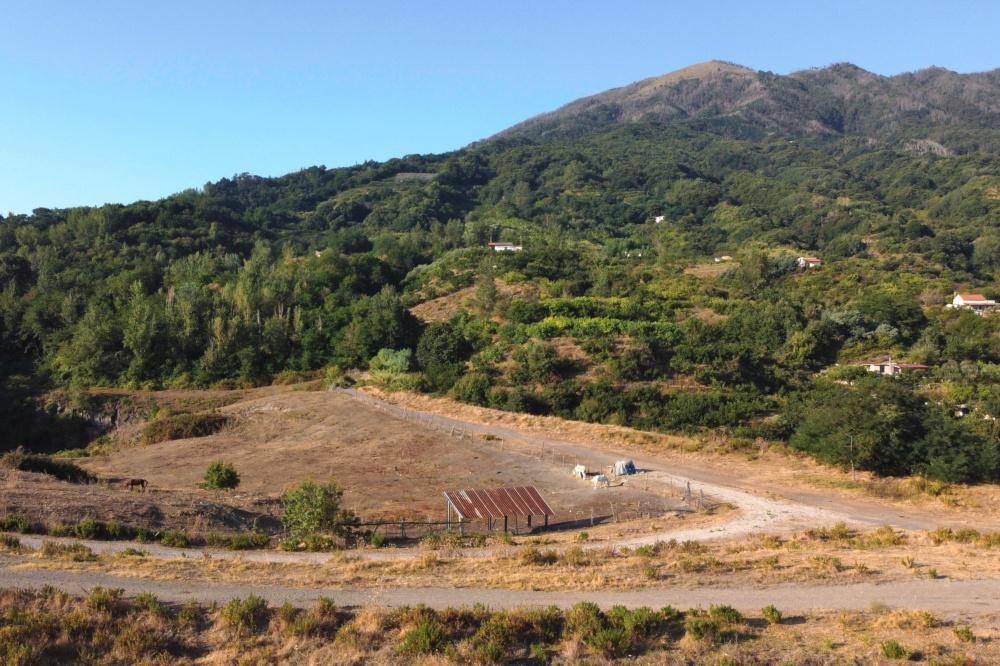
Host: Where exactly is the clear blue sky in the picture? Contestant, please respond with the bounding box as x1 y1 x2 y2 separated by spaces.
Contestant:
2 0 998 214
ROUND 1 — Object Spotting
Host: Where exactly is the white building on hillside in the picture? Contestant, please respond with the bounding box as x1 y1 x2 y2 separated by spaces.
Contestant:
948 292 996 315
488 241 523 252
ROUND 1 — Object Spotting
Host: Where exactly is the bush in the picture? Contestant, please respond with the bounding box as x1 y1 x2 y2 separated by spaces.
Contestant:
203 461 240 490
588 625 629 657
709 604 743 625
953 625 974 642
2 449 94 483
761 605 782 625
400 617 448 654
86 586 123 613
281 480 359 543
40 541 95 561
565 601 603 638
142 412 230 445
74 517 102 539
519 546 558 566
159 531 190 548
0 514 30 533
222 595 269 635
881 639 908 659
370 533 387 548
684 613 719 643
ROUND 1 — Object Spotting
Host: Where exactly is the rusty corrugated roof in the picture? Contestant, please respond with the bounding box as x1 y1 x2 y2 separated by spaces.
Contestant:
444 486 554 521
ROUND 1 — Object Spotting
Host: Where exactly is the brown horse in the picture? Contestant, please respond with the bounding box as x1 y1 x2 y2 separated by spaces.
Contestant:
126 478 147 492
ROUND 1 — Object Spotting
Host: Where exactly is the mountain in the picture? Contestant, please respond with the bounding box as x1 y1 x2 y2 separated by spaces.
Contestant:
5 60 1000 483
494 60 1000 146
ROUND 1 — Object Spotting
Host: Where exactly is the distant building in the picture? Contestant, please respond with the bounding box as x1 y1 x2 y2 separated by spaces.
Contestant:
862 357 929 377
654 215 665 223
713 255 733 263
488 241 523 252
948 292 996 315
797 256 823 269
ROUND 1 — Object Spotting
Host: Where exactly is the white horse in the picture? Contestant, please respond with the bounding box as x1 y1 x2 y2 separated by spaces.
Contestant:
572 464 587 479
592 474 609 488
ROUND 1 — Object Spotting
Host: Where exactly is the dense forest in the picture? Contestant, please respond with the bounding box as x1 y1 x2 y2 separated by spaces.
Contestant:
5 61 1000 483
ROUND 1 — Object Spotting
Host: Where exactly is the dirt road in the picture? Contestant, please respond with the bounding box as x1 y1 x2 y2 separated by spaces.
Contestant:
334 388 951 547
2 554 997 615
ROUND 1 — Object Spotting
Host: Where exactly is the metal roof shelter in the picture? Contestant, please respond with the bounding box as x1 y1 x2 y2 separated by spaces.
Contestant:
444 486 554 533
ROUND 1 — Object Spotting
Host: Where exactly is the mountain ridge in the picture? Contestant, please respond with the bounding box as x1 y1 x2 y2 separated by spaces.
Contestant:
492 60 1000 144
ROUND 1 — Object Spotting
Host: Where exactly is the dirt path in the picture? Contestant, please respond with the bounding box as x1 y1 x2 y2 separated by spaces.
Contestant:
333 388 940 547
2 554 997 615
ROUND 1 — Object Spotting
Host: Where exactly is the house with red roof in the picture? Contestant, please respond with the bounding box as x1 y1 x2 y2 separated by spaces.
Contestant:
797 256 822 269
949 292 996 315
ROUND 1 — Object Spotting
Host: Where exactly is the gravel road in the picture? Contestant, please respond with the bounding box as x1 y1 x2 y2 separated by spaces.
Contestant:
2 555 997 615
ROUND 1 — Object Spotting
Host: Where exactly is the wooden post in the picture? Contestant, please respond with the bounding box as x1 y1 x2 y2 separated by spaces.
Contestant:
504 516 508 533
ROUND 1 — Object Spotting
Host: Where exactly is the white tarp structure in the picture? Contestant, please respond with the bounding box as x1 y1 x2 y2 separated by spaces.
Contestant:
612 460 636 476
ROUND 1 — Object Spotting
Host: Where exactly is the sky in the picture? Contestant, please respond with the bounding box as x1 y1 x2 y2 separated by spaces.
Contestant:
2 0 999 214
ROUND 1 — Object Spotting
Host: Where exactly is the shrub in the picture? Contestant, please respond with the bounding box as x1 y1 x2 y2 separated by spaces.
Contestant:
159 531 190 548
1 449 94 483
684 613 719 643
565 601 603 638
370 533 387 548
400 617 448 654
203 461 240 490
222 595 269 635
0 514 30 533
519 546 558 565
73 517 102 539
40 541 95 561
588 626 629 657
134 592 167 616
562 546 590 566
953 625 974 642
0 534 21 551
881 639 908 659
762 605 782 625
86 586 123 613
281 480 359 542
709 604 743 625
142 412 230 445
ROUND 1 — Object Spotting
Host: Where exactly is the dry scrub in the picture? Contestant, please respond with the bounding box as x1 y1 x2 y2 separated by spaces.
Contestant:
0 586 994 665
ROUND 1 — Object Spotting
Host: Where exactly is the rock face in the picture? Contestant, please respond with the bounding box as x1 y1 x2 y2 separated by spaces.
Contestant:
492 60 1000 143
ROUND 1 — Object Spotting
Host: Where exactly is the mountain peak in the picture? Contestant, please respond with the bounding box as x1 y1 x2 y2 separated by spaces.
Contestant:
493 60 1000 143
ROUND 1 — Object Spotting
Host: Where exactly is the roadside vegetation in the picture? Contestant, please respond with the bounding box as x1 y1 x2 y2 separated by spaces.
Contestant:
0 587 991 664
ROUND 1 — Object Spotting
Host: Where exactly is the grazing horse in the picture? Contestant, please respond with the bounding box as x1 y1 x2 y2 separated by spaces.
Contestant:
126 478 147 492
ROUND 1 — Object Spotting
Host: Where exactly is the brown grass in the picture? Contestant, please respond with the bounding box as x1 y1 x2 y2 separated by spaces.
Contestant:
0 586 995 664
22 526 1000 593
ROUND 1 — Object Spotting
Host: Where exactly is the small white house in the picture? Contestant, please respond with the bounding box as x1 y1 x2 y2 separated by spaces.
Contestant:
947 292 996 315
797 256 823 269
862 358 929 377
654 215 665 224
488 241 523 252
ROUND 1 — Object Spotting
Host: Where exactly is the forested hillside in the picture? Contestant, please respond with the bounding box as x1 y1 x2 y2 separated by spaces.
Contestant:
5 61 1000 482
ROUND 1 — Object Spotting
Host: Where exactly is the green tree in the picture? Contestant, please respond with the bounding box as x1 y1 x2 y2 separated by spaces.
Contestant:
281 480 359 540
203 461 240 490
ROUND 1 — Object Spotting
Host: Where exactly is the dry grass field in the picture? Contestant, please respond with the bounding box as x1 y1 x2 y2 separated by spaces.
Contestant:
81 389 676 526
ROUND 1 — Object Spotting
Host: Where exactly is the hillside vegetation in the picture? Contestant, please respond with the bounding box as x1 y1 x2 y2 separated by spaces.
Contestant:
4 61 1000 482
